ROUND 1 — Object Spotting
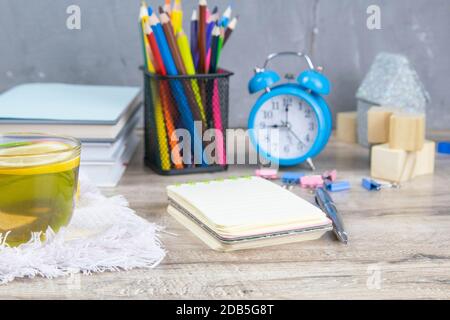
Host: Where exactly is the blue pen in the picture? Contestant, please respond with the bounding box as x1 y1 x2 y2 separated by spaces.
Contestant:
148 7 206 165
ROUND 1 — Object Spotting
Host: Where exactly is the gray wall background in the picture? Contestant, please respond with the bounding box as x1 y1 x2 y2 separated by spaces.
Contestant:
0 0 448 130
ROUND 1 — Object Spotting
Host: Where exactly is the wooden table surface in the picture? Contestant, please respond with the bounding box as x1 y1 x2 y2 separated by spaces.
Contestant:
1 134 449 299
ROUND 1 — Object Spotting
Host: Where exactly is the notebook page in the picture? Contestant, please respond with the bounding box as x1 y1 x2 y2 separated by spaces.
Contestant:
167 177 328 231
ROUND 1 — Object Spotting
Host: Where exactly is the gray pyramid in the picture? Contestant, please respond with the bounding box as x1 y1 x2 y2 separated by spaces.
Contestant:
356 52 430 147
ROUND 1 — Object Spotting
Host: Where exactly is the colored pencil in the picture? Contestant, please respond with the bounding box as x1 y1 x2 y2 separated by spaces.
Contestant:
220 6 232 27
190 10 199 68
160 12 205 126
215 27 225 69
142 22 171 170
206 10 218 50
171 0 183 34
212 80 226 165
208 25 220 73
207 25 225 164
160 13 186 74
148 7 206 165
163 0 171 15
190 10 198 55
139 4 154 73
198 0 207 74
147 9 177 75
145 23 184 169
205 9 219 71
176 30 206 123
144 22 166 75
223 15 238 46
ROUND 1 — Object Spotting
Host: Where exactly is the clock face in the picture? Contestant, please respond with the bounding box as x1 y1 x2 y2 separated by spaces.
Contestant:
252 94 318 160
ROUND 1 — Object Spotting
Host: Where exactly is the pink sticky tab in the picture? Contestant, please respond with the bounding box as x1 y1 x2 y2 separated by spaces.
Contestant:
255 168 278 180
300 175 324 188
323 169 337 182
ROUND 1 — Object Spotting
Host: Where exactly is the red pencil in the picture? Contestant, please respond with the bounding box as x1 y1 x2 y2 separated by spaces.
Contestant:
144 22 166 75
198 0 207 73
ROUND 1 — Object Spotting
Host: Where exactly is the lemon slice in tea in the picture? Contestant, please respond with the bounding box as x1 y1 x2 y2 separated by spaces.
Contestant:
0 141 80 175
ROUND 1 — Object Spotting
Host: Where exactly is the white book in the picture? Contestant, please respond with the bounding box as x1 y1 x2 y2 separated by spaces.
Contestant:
167 177 332 251
80 133 140 187
80 108 141 161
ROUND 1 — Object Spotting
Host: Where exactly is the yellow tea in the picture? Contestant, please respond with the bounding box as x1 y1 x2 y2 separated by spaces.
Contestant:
0 137 80 246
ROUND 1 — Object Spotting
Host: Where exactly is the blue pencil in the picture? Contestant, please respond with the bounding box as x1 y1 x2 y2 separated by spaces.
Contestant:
148 7 206 165
220 6 232 28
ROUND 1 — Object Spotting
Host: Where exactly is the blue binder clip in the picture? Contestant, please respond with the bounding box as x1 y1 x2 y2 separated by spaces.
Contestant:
361 178 381 191
325 180 351 192
281 172 305 185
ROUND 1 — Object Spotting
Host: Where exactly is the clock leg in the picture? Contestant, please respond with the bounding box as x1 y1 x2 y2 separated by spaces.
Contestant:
306 157 316 171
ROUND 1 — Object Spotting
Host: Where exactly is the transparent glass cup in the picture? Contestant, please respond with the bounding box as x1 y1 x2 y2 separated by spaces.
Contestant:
0 133 81 246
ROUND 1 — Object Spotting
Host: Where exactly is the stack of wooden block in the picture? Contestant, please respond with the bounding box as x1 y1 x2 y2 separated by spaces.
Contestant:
367 107 435 183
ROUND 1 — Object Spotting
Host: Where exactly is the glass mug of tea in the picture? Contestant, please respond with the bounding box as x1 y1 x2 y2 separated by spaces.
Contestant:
0 133 81 246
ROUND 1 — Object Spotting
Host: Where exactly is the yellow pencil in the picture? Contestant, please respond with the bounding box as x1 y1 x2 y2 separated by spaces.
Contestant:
171 0 183 34
176 29 206 123
141 19 156 72
143 19 171 170
152 86 171 170
139 6 154 72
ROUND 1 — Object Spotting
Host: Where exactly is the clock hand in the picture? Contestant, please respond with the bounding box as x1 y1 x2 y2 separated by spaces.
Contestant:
285 104 289 124
288 128 306 147
268 123 288 128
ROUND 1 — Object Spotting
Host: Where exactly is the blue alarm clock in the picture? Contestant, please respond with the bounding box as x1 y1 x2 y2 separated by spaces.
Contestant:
248 51 332 169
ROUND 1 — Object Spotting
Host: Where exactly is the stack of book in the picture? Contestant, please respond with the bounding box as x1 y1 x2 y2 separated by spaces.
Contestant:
0 83 142 187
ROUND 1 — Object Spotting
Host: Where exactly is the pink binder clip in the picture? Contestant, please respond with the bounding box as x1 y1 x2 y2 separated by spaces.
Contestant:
300 175 324 188
323 169 337 182
255 168 278 180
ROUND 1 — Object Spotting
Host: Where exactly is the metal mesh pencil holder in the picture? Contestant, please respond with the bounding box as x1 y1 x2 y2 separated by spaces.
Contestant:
142 67 233 175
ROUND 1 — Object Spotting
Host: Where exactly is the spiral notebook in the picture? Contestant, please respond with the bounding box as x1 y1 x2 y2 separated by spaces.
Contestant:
167 176 332 251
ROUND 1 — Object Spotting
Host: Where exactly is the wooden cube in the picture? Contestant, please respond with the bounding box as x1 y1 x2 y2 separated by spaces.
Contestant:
413 141 435 177
336 112 357 143
367 107 394 144
371 144 408 182
371 141 435 183
389 113 425 151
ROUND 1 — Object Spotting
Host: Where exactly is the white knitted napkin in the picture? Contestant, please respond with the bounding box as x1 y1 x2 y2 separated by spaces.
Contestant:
0 175 165 284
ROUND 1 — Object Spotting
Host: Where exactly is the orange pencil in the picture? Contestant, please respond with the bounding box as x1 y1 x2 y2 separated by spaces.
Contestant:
163 0 172 15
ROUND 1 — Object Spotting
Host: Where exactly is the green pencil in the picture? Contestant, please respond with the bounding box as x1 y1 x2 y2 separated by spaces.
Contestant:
215 27 224 70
